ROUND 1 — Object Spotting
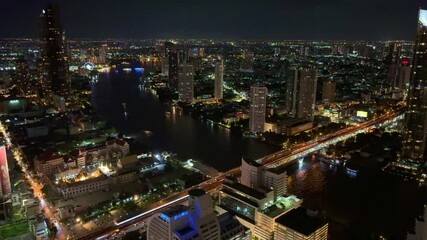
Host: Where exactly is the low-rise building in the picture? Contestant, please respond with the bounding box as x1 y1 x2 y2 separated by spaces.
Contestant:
34 149 64 176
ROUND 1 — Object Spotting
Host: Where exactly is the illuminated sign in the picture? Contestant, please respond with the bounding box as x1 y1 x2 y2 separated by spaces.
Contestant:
0 145 11 196
420 9 427 27
401 59 410 66
356 111 368 118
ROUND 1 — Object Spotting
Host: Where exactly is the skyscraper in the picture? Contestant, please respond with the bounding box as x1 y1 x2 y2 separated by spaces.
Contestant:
165 42 179 89
15 58 31 97
322 79 336 105
388 9 427 177
249 85 267 133
214 59 224 100
286 66 318 119
240 51 254 73
39 4 70 99
178 62 194 102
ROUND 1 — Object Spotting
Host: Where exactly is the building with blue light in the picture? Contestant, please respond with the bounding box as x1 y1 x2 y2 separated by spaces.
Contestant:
147 189 250 240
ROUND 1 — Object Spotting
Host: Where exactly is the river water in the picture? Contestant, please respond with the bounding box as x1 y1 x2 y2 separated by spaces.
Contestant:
91 71 278 171
91 70 426 239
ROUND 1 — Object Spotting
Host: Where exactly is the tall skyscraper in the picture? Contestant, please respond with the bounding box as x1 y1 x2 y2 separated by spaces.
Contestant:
165 42 179 89
322 79 336 105
39 4 70 99
396 59 411 91
214 59 224 100
387 9 427 178
15 58 31 97
178 62 194 102
286 66 318 119
249 85 267 133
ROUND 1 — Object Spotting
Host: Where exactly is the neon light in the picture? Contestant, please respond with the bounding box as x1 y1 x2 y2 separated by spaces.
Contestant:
173 211 188 220
160 213 170 221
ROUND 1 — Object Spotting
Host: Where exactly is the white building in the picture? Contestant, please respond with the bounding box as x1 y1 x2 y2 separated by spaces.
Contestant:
147 189 221 240
214 59 224 100
240 158 287 200
249 86 268 133
178 62 194 102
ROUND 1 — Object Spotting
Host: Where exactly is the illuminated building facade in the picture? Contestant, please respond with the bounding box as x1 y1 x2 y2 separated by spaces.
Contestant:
286 66 318 119
240 158 287 200
178 62 194 102
321 79 336 106
249 85 267 133
15 58 32 97
147 189 222 240
0 145 11 220
214 59 224 100
218 179 302 240
165 42 179 89
39 4 70 100
388 9 427 177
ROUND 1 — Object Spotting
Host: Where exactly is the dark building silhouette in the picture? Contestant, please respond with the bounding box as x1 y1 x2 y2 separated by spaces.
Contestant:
39 4 70 100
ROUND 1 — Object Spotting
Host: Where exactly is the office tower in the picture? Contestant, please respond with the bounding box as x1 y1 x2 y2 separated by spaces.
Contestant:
15 58 31 96
322 79 336 105
388 9 427 177
397 59 411 90
286 66 318 119
240 158 287 200
160 56 169 76
178 62 194 102
249 85 267 133
39 4 70 99
274 207 328 240
165 42 179 89
147 189 221 240
240 51 254 73
214 59 224 100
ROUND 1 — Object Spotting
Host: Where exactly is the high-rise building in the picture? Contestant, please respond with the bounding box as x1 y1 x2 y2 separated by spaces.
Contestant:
322 79 336 105
165 42 179 89
39 4 70 99
396 58 411 91
286 66 318 119
387 9 427 178
178 62 194 102
15 58 32 97
240 51 254 73
240 158 287 200
147 189 250 240
214 59 224 100
249 85 267 133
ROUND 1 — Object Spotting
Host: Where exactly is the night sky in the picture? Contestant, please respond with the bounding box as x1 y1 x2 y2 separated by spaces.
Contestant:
1 0 426 40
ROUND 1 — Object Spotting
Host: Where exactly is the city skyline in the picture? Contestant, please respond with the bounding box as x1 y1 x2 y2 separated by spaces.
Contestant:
0 0 425 40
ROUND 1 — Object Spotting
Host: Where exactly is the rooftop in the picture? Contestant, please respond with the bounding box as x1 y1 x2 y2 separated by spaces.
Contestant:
276 207 328 236
223 181 266 200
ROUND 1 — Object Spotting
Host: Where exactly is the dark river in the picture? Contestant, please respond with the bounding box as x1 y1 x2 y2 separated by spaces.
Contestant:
92 70 426 239
91 71 278 171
